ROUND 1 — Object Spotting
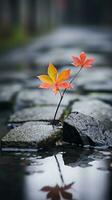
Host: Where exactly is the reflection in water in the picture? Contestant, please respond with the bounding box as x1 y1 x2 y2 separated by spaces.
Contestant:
41 183 74 200
0 149 112 200
41 155 74 200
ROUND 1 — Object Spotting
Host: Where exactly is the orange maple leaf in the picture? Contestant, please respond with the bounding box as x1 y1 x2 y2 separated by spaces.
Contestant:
72 52 94 68
37 64 72 94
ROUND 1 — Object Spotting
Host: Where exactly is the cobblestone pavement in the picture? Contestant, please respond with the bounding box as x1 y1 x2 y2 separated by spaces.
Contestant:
0 26 112 149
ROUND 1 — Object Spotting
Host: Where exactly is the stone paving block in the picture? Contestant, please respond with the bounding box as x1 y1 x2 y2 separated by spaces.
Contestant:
15 89 78 110
89 93 112 106
80 80 112 93
24 78 40 89
9 106 65 123
0 71 29 83
0 84 22 105
1 122 61 148
74 67 112 86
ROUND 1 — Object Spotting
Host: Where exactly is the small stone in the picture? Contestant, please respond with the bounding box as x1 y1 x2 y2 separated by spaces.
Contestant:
1 122 61 148
9 106 65 122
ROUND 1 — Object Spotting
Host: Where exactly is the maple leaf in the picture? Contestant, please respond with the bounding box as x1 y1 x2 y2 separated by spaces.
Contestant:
72 52 94 68
38 63 72 94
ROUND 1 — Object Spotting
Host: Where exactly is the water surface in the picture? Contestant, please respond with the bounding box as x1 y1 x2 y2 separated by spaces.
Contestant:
0 147 112 200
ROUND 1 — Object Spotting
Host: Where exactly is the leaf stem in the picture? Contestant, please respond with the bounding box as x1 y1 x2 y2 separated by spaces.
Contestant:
53 66 82 124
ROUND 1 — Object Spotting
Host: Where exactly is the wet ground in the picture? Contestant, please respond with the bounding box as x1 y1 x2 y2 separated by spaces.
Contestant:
0 26 112 200
0 147 112 200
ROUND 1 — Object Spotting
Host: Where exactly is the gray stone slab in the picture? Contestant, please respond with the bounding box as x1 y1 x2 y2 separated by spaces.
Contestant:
9 106 65 123
75 67 112 86
24 79 40 89
0 84 22 105
15 89 77 110
81 80 112 93
1 122 61 148
89 93 112 106
0 71 29 83
72 100 112 130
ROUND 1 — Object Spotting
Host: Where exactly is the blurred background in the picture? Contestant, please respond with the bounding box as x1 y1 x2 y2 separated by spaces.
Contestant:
0 0 112 56
0 0 112 77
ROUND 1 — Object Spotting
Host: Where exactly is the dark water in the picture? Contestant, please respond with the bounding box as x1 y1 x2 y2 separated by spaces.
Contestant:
0 147 112 200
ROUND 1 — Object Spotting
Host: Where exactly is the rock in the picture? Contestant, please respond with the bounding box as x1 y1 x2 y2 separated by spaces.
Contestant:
72 100 112 130
15 89 77 110
1 122 61 148
63 112 112 147
9 105 65 123
0 84 22 106
63 100 112 147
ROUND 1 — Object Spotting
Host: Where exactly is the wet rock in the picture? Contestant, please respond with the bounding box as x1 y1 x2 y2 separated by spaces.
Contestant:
63 112 112 147
9 105 65 123
72 100 112 130
1 122 61 148
0 84 22 106
15 89 76 110
63 100 112 147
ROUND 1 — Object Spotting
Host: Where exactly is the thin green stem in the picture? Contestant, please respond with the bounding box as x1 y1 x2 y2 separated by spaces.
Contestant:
53 66 82 124
53 94 63 124
70 66 82 84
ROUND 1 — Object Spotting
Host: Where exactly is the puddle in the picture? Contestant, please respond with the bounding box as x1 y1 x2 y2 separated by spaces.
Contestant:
0 148 112 200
